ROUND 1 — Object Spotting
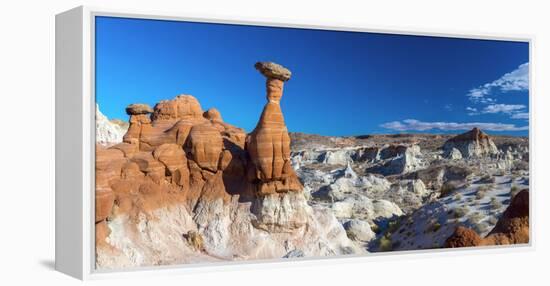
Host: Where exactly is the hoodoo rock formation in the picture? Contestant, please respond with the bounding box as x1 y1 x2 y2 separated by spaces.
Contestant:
247 62 301 194
95 62 359 269
443 127 498 158
444 189 529 248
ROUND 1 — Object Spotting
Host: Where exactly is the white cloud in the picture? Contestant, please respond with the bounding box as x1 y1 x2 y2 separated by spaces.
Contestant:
467 62 529 101
380 119 528 132
466 106 478 115
444 104 453 111
482 104 526 114
511 112 529 119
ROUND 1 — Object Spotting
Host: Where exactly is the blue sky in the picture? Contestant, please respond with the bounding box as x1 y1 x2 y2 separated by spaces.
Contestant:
95 16 529 136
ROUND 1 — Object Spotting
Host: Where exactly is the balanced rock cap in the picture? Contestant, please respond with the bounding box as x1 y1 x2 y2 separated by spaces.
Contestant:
126 103 154 115
254 61 292 81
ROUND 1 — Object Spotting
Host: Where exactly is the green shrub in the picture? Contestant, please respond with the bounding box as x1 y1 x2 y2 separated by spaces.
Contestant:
490 197 503 209
467 211 484 224
430 222 441 233
474 223 489 234
453 206 469 218
510 185 521 199
476 185 491 200
379 235 393 251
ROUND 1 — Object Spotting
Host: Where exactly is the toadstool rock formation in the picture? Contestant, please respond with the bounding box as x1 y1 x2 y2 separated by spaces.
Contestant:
443 127 498 158
247 61 302 195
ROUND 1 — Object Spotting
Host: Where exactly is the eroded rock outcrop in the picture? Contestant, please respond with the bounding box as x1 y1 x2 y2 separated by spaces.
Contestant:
246 62 301 194
95 62 359 269
444 189 529 248
443 127 498 158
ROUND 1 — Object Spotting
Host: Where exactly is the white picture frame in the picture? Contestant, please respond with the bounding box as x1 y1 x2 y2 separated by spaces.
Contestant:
55 6 533 280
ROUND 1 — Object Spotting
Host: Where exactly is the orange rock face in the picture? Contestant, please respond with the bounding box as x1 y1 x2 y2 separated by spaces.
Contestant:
152 95 204 121
484 189 529 245
445 189 530 248
444 226 483 248
186 124 223 172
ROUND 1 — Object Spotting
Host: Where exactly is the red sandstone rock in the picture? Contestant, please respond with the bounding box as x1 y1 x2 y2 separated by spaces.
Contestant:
484 189 529 245
95 62 308 250
203 108 223 122
126 103 153 115
247 62 302 195
186 123 223 172
444 226 482 248
152 95 204 121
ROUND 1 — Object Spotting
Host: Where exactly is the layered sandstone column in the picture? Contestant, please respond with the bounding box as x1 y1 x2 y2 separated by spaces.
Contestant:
247 62 302 195
123 103 153 149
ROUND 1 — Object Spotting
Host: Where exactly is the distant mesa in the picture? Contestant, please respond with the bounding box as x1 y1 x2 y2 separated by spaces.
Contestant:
443 127 498 158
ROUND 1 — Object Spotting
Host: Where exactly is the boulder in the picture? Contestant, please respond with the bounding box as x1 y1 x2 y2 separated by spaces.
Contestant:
152 95 204 121
254 61 292 82
126 103 153 115
444 226 483 248
447 147 463 160
343 219 375 242
203 108 223 122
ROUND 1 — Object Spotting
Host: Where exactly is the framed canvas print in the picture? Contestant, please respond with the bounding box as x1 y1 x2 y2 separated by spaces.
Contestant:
55 6 532 280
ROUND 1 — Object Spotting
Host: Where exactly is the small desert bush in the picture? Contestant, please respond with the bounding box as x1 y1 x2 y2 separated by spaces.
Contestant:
488 216 499 225
512 160 529 171
379 234 393 251
476 185 492 199
429 222 442 233
510 185 521 199
467 211 485 225
477 174 495 184
184 230 205 251
454 193 463 201
490 197 503 209
474 223 489 234
453 206 469 218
